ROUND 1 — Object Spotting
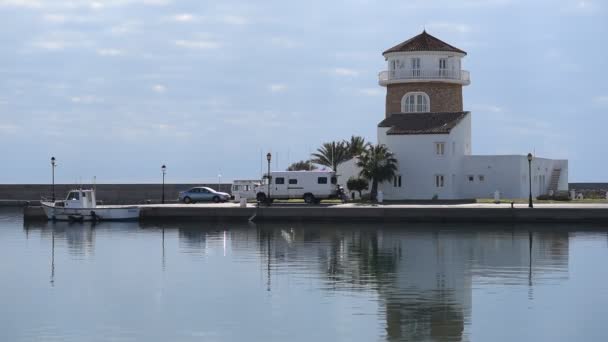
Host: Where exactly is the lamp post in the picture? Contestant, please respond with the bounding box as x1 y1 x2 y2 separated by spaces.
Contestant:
51 157 56 202
218 173 222 192
161 164 166 204
527 153 533 208
266 152 272 205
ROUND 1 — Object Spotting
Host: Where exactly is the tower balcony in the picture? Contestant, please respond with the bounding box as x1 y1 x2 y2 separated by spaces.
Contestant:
379 69 470 86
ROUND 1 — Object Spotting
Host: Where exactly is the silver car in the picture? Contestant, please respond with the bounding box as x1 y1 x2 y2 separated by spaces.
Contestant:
178 187 231 204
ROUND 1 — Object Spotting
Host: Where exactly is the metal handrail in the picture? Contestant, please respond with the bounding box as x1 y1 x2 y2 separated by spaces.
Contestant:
379 69 470 82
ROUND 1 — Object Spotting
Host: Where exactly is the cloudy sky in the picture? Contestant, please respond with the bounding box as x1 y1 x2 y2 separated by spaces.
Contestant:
0 0 606 183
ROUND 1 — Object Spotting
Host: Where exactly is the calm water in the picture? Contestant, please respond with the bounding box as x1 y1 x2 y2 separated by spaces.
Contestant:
1 208 608 341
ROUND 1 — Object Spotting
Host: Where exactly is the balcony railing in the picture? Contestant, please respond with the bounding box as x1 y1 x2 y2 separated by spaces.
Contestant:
379 69 470 84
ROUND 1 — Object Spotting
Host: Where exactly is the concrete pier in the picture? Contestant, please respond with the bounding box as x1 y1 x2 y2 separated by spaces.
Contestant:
0 183 232 205
22 203 608 224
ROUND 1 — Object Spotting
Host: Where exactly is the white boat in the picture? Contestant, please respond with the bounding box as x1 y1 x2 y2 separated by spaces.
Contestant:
40 189 140 221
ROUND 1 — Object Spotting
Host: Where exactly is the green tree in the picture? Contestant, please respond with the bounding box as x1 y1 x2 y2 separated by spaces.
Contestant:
346 177 369 199
345 135 369 159
287 160 317 171
356 144 398 201
311 141 349 174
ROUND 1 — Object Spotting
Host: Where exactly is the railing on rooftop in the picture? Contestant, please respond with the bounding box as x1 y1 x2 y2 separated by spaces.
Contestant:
379 69 470 84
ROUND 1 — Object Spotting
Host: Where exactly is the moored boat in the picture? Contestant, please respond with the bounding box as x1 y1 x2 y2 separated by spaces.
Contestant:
40 189 140 221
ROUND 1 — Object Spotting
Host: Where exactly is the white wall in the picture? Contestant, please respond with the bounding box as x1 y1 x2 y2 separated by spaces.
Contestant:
377 114 470 200
461 156 568 199
386 52 463 75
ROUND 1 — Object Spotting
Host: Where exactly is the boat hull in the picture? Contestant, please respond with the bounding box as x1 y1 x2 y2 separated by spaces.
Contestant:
41 202 140 221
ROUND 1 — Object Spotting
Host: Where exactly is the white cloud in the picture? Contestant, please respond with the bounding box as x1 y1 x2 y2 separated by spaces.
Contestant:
28 31 93 51
470 104 505 113
109 21 141 35
170 13 195 22
0 123 19 134
593 95 608 107
30 40 67 50
270 37 301 49
71 95 102 104
268 84 288 93
426 22 473 34
0 0 171 9
97 48 124 56
43 14 68 23
152 84 167 93
331 68 359 77
359 88 383 96
175 39 221 49
220 15 248 25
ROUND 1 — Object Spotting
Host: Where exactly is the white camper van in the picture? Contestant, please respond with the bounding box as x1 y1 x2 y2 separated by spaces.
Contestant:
255 171 338 204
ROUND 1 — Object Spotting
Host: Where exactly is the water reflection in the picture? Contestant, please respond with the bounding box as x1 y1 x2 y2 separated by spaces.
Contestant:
247 224 572 341
16 215 607 342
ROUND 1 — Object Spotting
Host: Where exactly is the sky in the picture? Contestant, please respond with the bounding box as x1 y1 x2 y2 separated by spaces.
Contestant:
0 0 606 184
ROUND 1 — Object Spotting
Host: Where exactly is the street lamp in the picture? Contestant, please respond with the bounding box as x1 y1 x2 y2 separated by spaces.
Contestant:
266 152 272 205
218 173 222 192
51 157 56 202
527 153 533 208
161 164 166 204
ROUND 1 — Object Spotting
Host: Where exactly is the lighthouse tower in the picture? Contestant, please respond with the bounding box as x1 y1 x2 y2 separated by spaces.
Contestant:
379 30 470 117
376 31 472 200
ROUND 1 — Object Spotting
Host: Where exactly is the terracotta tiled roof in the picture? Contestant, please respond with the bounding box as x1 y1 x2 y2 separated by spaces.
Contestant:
383 31 467 56
378 112 469 135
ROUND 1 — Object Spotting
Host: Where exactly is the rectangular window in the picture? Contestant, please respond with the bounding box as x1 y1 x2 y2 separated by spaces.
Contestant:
275 177 285 184
317 177 328 184
289 179 298 185
435 175 444 188
435 142 445 155
478 175 485 182
467 175 474 182
393 175 402 188
394 175 401 187
411 58 421 77
439 58 447 77
331 176 337 185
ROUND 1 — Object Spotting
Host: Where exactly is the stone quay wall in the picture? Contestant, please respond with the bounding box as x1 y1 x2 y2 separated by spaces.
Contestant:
0 183 232 205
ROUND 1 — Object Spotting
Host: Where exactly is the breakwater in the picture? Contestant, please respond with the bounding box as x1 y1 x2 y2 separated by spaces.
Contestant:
23 203 608 224
0 183 232 205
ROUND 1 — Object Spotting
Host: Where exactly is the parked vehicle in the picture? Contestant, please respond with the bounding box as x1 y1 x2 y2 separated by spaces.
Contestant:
40 188 140 221
178 187 231 204
255 171 339 204
231 179 261 200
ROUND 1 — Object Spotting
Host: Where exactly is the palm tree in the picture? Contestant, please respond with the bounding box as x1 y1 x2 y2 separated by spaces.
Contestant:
311 141 349 173
287 160 317 171
356 144 398 201
345 135 369 159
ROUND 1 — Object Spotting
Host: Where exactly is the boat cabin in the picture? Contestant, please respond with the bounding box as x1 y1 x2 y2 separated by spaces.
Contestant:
60 189 97 209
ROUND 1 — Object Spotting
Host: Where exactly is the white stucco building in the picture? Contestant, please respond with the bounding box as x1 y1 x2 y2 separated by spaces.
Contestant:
342 31 568 200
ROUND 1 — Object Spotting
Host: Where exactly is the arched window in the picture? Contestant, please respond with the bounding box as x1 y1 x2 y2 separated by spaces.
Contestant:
401 92 430 113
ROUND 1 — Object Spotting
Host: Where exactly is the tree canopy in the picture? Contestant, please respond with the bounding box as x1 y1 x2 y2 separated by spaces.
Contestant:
356 144 398 201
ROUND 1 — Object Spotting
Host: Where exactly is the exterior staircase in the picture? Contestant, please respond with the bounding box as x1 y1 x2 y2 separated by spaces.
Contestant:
548 168 562 194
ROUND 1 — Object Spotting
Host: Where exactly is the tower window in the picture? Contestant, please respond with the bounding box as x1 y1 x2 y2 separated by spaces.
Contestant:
439 58 448 77
435 142 445 155
401 92 430 113
411 58 421 76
